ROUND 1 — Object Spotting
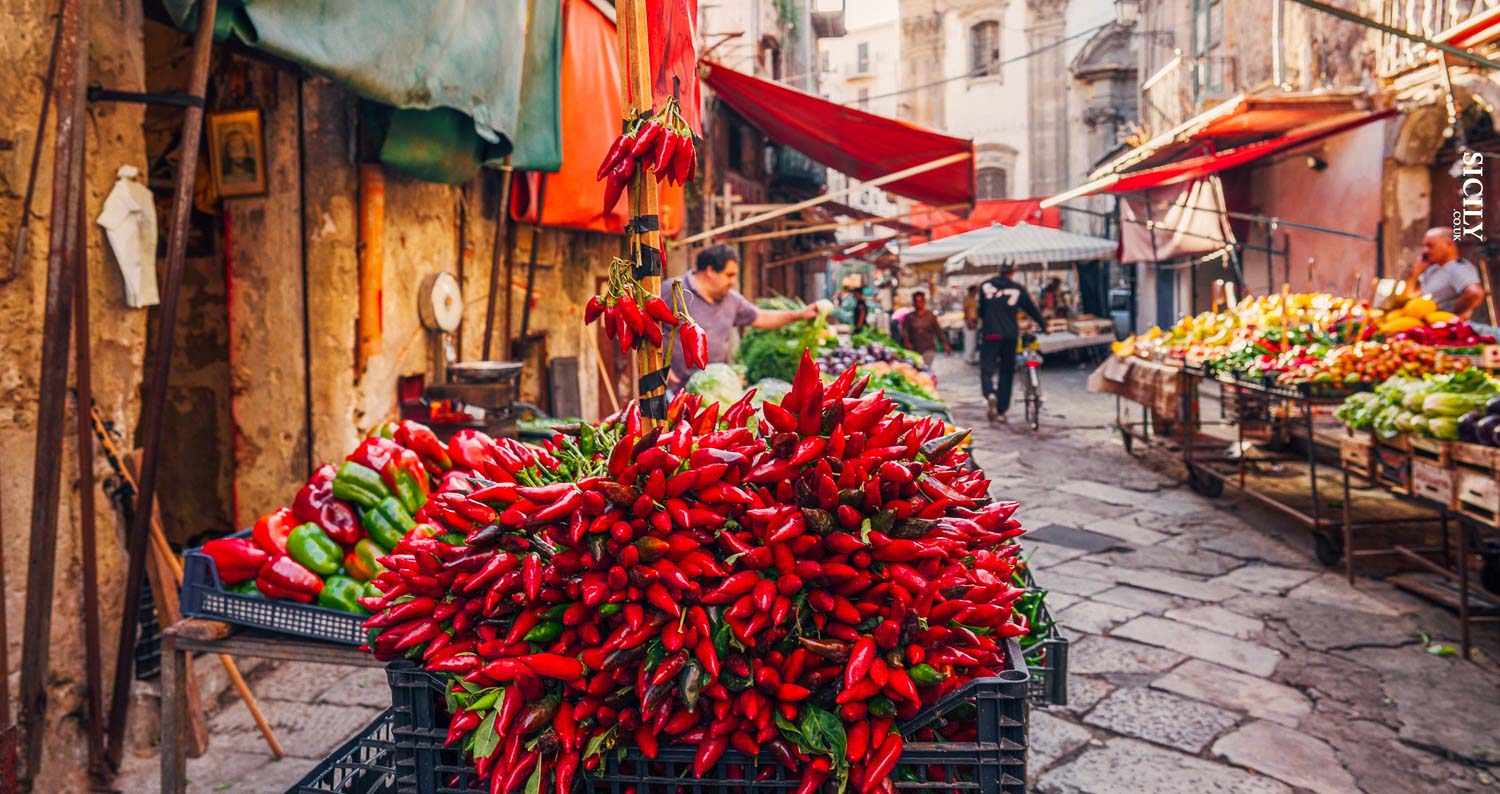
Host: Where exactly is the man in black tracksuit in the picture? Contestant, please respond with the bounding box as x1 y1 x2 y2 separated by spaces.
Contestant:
978 266 1046 422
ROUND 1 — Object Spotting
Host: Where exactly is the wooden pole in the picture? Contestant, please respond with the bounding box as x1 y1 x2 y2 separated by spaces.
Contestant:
356 164 386 376
18 0 83 782
482 163 514 361
615 0 667 422
671 151 972 248
105 0 217 770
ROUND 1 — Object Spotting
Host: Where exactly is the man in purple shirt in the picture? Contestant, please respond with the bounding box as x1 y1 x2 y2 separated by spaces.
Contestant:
660 244 817 387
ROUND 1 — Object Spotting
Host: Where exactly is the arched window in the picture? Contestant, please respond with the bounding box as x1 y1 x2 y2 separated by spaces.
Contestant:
970 21 1000 76
977 167 1007 200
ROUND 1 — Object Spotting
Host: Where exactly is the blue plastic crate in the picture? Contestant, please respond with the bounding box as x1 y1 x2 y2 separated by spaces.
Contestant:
180 528 367 645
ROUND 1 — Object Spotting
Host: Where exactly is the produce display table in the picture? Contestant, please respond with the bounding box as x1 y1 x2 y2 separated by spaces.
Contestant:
160 619 383 794
1336 437 1500 659
1035 331 1114 357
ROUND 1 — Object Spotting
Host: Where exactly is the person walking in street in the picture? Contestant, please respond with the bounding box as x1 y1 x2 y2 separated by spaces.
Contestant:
978 265 1046 422
1405 227 1487 318
852 289 870 331
900 291 949 364
660 244 817 389
962 285 980 364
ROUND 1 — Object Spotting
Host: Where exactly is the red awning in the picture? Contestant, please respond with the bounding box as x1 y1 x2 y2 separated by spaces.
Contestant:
700 60 975 207
1439 7 1500 48
1046 107 1396 206
907 199 1059 243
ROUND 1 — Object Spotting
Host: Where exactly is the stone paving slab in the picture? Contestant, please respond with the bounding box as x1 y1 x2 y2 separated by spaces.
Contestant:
1037 570 1115 598
1151 659 1311 728
1102 545 1245 577
1079 516 1169 546
1198 527 1317 567
1212 720 1360 794
1112 616 1283 677
1023 522 1125 553
1029 709 1095 779
1282 601 1421 652
1285 573 1408 616
1114 568 1240 603
1161 605 1264 640
1211 563 1321 595
1025 540 1093 568
1067 635 1187 675
1056 479 1152 507
1056 600 1142 634
1045 559 1122 584
1037 737 1293 794
1083 686 1242 753
1059 675 1114 715
1092 585 1184 613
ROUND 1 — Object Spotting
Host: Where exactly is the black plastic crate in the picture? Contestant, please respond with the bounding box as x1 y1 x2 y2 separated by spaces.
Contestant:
1016 568 1068 708
181 529 367 645
134 574 162 680
287 709 397 793
386 638 1029 794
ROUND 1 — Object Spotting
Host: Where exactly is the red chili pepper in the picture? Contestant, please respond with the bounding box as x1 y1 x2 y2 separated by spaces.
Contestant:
643 295 679 326
630 120 664 159
652 131 680 179
861 733 903 794
597 132 632 181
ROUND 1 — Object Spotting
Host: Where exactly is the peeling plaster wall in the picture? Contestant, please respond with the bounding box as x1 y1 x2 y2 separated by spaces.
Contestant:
0 0 149 787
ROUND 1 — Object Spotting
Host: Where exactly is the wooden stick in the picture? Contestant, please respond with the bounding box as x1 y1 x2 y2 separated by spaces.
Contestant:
589 330 621 414
100 426 282 760
615 0 665 423
671 151 972 248
714 202 967 245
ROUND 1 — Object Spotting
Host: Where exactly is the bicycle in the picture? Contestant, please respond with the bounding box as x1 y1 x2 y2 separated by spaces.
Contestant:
1017 333 1043 430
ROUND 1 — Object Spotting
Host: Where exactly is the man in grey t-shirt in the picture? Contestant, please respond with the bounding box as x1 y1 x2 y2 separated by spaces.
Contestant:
660 244 816 388
1406 227 1487 317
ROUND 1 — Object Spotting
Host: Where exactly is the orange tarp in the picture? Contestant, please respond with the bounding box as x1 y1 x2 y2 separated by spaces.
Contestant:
511 0 685 236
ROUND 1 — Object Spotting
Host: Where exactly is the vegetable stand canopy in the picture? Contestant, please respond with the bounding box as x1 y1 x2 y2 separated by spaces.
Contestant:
899 222 1118 274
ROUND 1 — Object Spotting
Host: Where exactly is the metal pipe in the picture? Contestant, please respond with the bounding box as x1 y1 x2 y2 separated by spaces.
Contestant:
105 0 217 770
18 0 83 783
71 139 106 783
1273 0 1285 88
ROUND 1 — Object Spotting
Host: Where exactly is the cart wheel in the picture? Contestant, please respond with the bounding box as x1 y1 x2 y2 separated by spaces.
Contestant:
1314 533 1344 567
1188 467 1224 498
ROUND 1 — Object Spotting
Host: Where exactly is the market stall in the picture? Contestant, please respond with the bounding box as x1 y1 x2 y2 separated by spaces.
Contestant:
900 222 1119 358
1098 286 1500 657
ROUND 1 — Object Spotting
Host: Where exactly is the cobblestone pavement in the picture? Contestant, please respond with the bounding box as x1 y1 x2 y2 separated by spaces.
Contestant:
929 354 1500 793
115 356 1500 793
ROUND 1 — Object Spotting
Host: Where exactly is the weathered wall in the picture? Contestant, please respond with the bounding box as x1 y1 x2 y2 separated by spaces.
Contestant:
0 0 149 787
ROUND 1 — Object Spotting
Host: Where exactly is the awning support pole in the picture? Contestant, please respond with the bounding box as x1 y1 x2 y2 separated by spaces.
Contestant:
615 0 667 424
105 0 217 773
672 152 973 249
717 202 967 245
482 163 514 361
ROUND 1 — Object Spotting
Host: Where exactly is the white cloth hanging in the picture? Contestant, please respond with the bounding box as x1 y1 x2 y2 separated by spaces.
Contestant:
96 164 159 307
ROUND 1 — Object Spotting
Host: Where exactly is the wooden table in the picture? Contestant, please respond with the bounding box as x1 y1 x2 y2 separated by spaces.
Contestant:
160 619 382 794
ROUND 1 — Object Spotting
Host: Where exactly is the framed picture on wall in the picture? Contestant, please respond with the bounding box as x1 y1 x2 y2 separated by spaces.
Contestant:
206 108 267 198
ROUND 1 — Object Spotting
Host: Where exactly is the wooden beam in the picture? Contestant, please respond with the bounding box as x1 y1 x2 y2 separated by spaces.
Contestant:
105 0 217 770
670 151 972 248
718 202 967 245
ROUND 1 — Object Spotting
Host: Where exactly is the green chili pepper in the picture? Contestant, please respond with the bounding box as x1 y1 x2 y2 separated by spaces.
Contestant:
907 663 948 687
332 461 391 508
287 523 342 577
524 621 565 643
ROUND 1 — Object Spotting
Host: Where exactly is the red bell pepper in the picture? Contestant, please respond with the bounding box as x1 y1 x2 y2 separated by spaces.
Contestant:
252 507 299 557
381 448 430 515
292 465 362 547
255 555 324 603
394 420 452 474
349 436 403 475
201 537 268 585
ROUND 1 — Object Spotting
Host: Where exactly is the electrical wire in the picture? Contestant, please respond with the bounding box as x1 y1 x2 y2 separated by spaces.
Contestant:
848 19 1116 107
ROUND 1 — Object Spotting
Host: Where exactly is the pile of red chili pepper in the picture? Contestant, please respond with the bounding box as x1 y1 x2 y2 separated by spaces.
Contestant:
199 421 455 612
598 98 697 212
586 257 708 366
362 353 1029 794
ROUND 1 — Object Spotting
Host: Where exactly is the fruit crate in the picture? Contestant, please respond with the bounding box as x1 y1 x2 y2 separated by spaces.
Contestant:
1016 568 1067 708
181 529 367 645
385 638 1030 794
287 709 397 793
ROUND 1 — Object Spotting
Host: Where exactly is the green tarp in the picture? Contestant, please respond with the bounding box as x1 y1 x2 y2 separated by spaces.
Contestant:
167 0 562 182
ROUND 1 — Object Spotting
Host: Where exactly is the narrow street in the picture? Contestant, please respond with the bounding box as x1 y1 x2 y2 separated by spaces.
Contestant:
931 355 1500 792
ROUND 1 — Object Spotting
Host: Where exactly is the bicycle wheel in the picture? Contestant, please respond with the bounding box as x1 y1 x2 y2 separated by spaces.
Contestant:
1024 368 1042 430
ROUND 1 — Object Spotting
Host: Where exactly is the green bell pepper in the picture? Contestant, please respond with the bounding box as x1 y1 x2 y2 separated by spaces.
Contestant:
332 461 391 508
317 575 368 614
287 522 342 577
228 579 265 598
360 496 415 550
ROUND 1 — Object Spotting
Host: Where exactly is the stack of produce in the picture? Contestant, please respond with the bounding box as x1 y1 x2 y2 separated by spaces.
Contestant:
1113 292 1367 362
1336 369 1498 441
361 353 1030 794
738 297 838 383
201 421 452 612
1264 339 1470 385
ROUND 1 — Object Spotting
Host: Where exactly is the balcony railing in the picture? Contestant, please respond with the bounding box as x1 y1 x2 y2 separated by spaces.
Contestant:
1376 0 1500 76
1139 51 1240 136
